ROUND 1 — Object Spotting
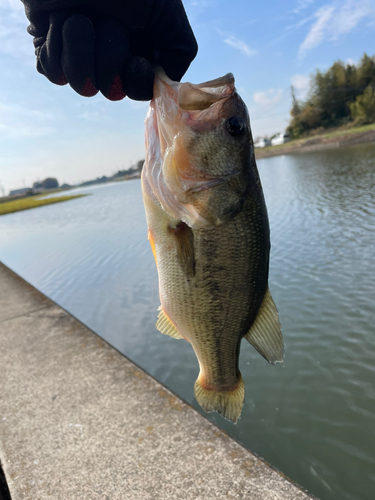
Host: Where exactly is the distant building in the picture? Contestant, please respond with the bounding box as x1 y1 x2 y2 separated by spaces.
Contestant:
9 188 30 196
254 138 271 149
271 133 291 146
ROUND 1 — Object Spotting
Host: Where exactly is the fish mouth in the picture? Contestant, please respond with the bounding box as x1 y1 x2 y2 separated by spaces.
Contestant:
178 73 235 111
155 66 235 111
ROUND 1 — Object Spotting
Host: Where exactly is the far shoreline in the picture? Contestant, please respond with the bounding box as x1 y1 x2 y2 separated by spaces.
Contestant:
255 124 375 160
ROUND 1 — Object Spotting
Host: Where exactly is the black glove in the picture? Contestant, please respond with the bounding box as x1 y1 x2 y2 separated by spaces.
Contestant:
21 0 198 101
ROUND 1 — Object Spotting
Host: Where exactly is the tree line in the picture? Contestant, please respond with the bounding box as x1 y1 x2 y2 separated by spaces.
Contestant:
79 159 144 187
287 53 375 139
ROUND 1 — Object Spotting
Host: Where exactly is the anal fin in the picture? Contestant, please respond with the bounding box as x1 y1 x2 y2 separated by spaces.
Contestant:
244 288 284 364
155 306 183 339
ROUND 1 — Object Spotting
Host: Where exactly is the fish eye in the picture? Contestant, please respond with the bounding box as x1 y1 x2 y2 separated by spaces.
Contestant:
226 116 246 137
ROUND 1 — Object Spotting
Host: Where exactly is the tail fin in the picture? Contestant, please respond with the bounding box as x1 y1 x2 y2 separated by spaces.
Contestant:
194 374 245 424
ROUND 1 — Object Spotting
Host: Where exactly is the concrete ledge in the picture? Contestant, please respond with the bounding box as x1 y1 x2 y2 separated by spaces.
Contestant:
0 263 315 499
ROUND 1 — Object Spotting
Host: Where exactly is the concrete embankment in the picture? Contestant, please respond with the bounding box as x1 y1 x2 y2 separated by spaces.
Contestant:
255 129 375 159
0 263 315 500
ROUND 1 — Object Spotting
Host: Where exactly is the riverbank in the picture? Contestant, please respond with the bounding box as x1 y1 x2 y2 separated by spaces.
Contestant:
255 123 375 159
0 194 88 216
0 262 315 500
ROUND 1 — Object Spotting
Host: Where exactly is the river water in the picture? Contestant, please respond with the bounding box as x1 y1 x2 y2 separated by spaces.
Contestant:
1 143 374 500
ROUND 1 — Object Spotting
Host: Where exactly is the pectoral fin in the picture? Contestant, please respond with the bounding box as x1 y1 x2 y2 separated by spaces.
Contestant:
168 222 195 278
244 288 284 364
156 307 183 340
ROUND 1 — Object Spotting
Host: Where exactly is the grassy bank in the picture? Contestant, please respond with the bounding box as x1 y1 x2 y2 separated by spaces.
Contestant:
0 187 74 205
0 194 88 216
314 122 375 139
255 123 375 159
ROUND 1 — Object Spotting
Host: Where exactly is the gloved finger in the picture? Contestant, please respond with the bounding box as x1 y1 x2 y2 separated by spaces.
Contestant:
150 0 198 81
37 11 70 85
122 57 154 101
25 12 49 79
61 14 98 97
95 18 130 101
26 11 49 38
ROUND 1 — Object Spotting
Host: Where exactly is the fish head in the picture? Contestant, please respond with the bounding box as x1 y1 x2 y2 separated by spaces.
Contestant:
144 70 257 229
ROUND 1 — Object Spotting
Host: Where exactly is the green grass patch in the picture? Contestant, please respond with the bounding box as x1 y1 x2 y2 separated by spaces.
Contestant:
0 194 88 216
319 122 375 139
288 122 375 145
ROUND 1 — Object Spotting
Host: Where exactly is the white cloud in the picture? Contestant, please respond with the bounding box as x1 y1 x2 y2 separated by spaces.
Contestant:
331 0 373 38
253 89 283 106
299 0 375 58
299 5 335 57
223 36 257 57
129 100 149 111
0 102 55 138
0 1 32 59
251 113 290 138
294 0 315 13
190 0 210 6
346 58 357 66
78 111 100 120
0 0 24 13
291 74 310 100
284 14 315 35
291 74 310 91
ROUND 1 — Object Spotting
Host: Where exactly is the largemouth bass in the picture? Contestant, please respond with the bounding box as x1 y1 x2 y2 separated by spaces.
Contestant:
141 69 284 423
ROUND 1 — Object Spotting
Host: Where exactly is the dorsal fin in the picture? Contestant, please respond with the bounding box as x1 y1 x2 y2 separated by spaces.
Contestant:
155 307 183 339
244 288 284 364
168 222 195 278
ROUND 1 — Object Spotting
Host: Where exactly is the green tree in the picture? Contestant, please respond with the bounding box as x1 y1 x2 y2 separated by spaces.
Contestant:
290 86 301 117
33 178 59 190
310 61 352 125
287 103 321 139
350 85 375 124
344 63 359 104
287 53 375 138
42 178 59 189
357 53 375 90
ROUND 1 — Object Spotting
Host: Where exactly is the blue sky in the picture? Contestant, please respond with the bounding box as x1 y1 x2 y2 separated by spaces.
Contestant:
1 0 375 193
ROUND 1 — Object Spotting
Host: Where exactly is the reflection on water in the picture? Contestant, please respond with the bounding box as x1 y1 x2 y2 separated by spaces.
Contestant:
1 143 375 500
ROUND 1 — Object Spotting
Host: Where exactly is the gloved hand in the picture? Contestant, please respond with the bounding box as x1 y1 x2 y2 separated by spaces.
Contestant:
21 0 198 101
